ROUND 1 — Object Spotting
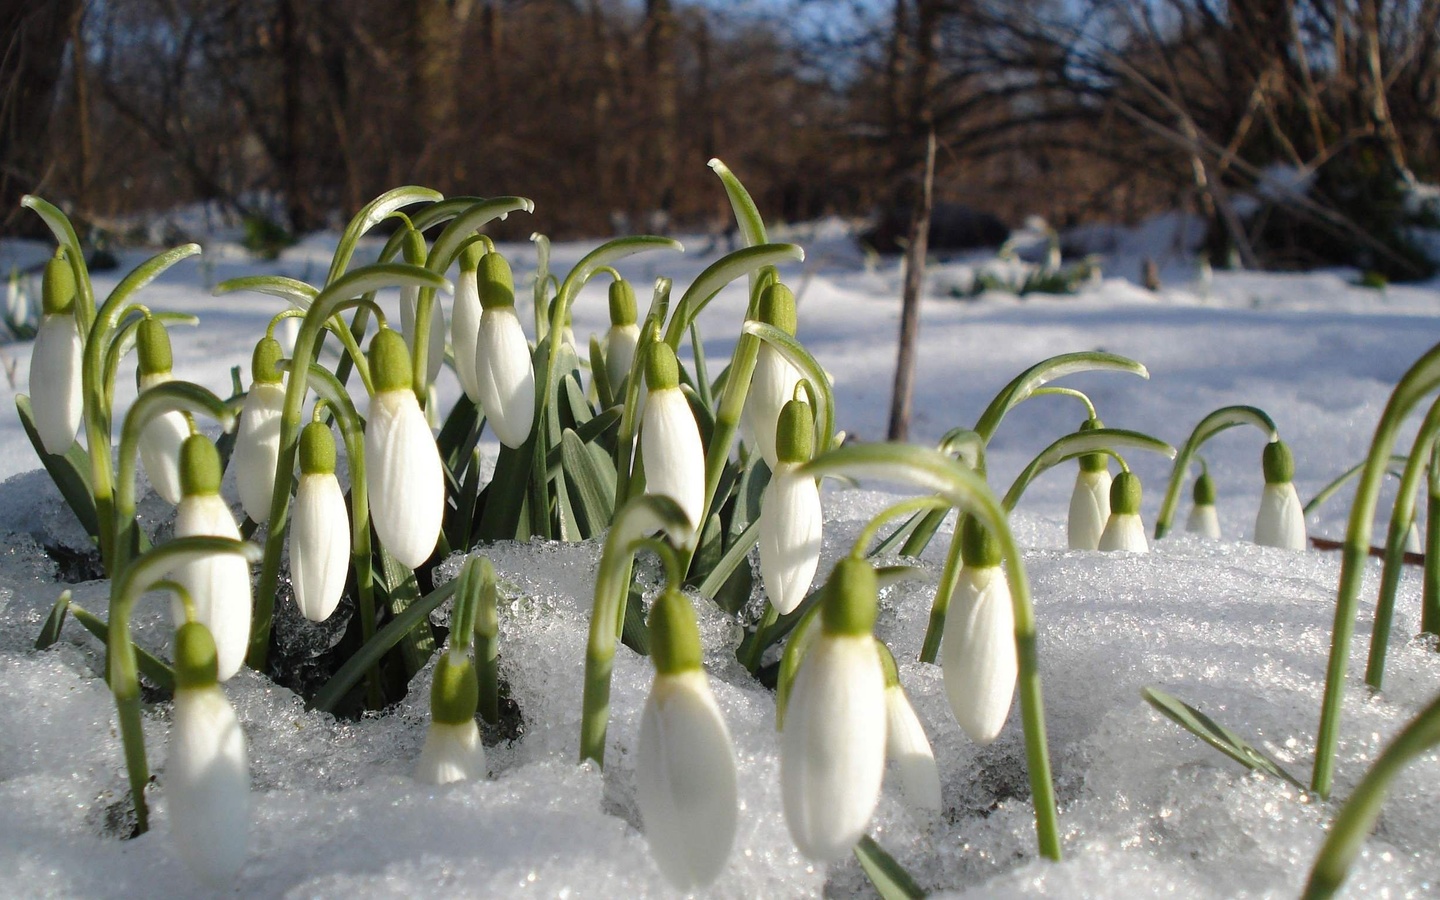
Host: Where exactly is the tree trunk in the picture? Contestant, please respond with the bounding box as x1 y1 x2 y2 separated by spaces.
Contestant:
887 129 935 442
644 0 678 220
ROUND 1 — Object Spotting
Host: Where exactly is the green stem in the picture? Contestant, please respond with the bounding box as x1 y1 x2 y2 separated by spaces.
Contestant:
469 557 500 723
1424 452 1440 636
1154 405 1277 539
613 283 672 507
1305 456 1409 516
1002 428 1174 513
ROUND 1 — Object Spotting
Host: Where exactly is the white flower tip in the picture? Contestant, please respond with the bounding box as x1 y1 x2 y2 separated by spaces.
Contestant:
414 720 486 785
885 686 942 815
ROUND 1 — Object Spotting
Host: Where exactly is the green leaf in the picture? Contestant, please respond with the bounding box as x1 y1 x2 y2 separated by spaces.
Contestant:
696 517 760 601
35 592 70 650
328 186 444 284
427 197 534 275
16 394 100 540
1142 687 1308 791
67 601 174 692
619 582 650 657
211 274 317 308
561 429 616 537
545 407 622 480
1154 405 1279 539
973 351 1149 444
477 438 536 541
102 244 202 323
376 548 436 677
664 243 804 347
854 835 928 899
707 158 769 249
1002 427 1176 511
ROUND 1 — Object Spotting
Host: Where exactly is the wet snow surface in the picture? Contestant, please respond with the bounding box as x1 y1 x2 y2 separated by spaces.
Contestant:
0 217 1437 896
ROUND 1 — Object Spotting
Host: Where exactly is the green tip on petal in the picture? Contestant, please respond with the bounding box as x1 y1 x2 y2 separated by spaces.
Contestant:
648 588 703 675
1262 439 1294 484
459 241 484 271
645 340 680 392
876 639 901 688
478 252 515 310
41 254 75 316
401 227 427 266
174 621 219 690
136 316 174 376
821 556 878 637
299 421 337 475
1193 471 1217 505
369 327 413 393
608 279 637 326
251 336 284 384
179 434 223 497
775 398 814 464
1111 470 1142 515
757 282 797 335
960 516 1002 568
1078 417 1108 472
430 653 480 725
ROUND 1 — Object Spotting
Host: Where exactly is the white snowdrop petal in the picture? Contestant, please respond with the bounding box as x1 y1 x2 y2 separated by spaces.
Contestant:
292 473 350 622
604 323 640 395
231 381 286 522
30 313 84 454
400 285 445 386
451 268 483 402
941 565 1017 745
1067 468 1111 550
1253 481 1307 550
1098 512 1149 553
365 390 444 570
414 720 486 785
1186 503 1221 539
742 343 801 468
167 686 249 886
759 465 823 615
781 634 887 861
474 307 536 448
173 495 251 681
137 372 189 506
640 387 706 535
635 670 738 890
884 685 941 814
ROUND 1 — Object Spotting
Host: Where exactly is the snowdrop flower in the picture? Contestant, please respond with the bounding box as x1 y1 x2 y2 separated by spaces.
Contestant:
1253 439 1306 550
604 278 641 395
414 650 486 784
399 227 445 387
878 643 941 815
172 435 251 682
741 283 802 468
473 252 536 448
229 337 285 522
782 556 887 862
137 317 191 505
167 620 249 886
291 422 349 621
1066 418 1111 550
942 517 1017 745
365 327 443 569
1098 471 1148 553
759 398 822 614
450 243 483 402
635 588 738 890
29 254 84 454
640 341 706 537
1186 469 1221 539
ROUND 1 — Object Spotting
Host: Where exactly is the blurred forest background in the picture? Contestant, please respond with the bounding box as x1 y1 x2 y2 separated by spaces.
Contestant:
3 0 1439 278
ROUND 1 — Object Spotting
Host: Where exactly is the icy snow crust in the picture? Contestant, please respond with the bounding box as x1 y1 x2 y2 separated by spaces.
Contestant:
0 220 1438 895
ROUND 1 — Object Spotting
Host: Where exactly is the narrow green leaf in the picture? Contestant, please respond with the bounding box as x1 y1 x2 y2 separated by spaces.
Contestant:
973 351 1150 443
1142 687 1308 790
328 186 444 284
103 244 202 318
1154 405 1279 539
35 592 70 650
377 548 435 677
427 198 534 275
212 274 317 307
562 429 616 536
854 835 928 899
1003 428 1176 512
697 518 760 600
664 243 804 347
16 394 100 540
545 408 622 480
707 158 769 249
67 601 175 691
477 438 535 541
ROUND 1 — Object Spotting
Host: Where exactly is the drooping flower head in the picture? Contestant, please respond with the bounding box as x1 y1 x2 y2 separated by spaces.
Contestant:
414 650 486 785
172 434 251 682
1186 467 1221 539
741 282 802 468
640 341 706 537
942 516 1017 744
450 242 484 402
365 327 443 570
781 555 887 862
167 620 249 886
877 642 941 815
473 251 536 448
1067 417 1111 550
759 398 822 615
136 316 190 505
635 588 738 890
604 277 641 396
230 336 285 522
1098 470 1148 553
291 421 349 622
30 252 84 454
1254 439 1307 550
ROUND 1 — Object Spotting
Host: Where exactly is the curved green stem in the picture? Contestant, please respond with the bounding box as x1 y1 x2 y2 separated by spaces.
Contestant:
1154 405 1278 540
1030 385 1097 419
1003 428 1175 512
20 195 95 333
853 496 953 557
662 244 802 349
326 186 444 285
103 311 198 413
1304 456 1410 516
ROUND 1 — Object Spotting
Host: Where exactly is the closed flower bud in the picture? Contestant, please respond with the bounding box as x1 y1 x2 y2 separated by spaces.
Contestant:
879 645 941 815
942 519 1017 745
640 342 706 536
781 557 886 861
1067 419 1111 550
292 422 349 622
415 652 486 785
172 435 251 682
137 318 188 505
759 400 822 614
168 621 249 886
1253 441 1306 549
741 283 801 468
230 338 285 522
450 243 484 402
604 279 640 394
366 328 443 569
636 589 738 890
1186 470 1221 539
474 252 536 448
30 254 83 454
1098 471 1148 553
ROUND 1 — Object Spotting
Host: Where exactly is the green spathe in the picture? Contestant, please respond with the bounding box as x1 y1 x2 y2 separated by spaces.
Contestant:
179 434 222 497
646 340 680 392
960 516 1002 567
1263 439 1295 484
608 279 637 326
137 316 173 376
299 421 337 475
478 252 515 310
1111 471 1142 514
1079 417 1108 473
251 337 284 385
821 556 878 637
648 588 703 675
174 621 220 690
42 253 75 315
430 653 480 725
775 398 814 464
459 241 484 272
757 282 797 334
1193 471 1217 504
369 327 413 393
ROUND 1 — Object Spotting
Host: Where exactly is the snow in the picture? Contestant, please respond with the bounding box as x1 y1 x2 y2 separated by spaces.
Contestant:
0 215 1438 897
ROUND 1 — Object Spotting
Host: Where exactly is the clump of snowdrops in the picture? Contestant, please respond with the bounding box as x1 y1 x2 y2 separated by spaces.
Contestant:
17 162 1437 896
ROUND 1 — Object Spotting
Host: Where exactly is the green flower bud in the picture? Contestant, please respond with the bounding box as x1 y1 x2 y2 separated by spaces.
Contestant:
648 588 703 675
179 434 222 497
459 241 484 272
608 279 637 327
369 327 413 393
299 421 337 475
1110 471 1142 515
1262 439 1294 484
430 653 480 725
174 621 219 690
137 316 173 377
1078 417 1107 473
1193 471 1217 505
960 515 1002 568
478 252 515 310
821 556 878 637
42 253 75 316
757 283 797 335
775 399 814 464
251 336 284 385
645 340 680 392
401 226 427 266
